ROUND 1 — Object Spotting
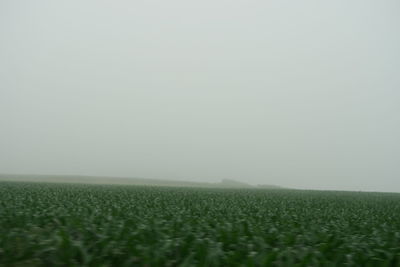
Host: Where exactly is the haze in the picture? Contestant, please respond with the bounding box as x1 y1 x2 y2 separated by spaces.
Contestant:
1 0 399 192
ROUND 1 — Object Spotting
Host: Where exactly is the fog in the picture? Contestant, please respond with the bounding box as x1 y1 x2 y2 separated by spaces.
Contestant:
1 0 399 192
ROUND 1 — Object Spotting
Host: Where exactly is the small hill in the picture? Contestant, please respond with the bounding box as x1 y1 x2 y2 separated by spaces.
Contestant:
219 179 253 188
256 184 285 189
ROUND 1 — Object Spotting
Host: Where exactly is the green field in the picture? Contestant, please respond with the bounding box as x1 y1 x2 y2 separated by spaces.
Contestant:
1 181 399 266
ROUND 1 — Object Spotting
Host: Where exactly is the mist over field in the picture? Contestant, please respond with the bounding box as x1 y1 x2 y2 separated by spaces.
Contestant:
1 0 399 192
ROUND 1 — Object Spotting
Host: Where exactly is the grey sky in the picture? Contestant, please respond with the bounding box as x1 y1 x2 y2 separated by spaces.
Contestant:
1 0 399 192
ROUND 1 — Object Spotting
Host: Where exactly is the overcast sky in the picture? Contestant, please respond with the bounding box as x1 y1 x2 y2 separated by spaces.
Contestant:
1 0 399 192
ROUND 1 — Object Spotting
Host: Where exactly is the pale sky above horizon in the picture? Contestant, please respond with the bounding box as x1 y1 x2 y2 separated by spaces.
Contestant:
1 0 399 192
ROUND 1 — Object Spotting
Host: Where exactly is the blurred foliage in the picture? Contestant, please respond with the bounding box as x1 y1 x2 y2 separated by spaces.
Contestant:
0 182 399 266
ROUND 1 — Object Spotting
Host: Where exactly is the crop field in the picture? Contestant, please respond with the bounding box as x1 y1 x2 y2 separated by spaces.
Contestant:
1 181 400 266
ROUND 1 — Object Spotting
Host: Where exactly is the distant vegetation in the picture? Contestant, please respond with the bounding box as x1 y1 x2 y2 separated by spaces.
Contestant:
0 174 281 189
1 181 399 266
